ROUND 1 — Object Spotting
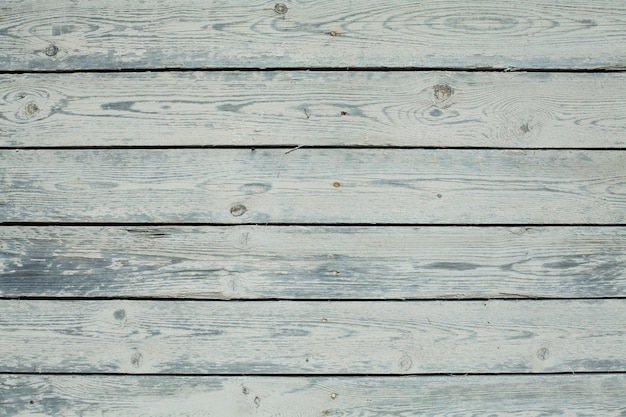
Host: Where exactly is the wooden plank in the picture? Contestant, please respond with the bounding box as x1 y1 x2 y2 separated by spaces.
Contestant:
2 374 626 417
2 0 625 71
1 226 625 299
0 299 624 374
1 149 625 224
2 71 626 148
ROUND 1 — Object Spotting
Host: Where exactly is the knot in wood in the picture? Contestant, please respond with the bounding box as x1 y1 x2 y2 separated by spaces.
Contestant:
536 347 550 361
230 204 247 217
399 354 413 371
274 3 288 14
433 84 453 102
45 45 59 57
25 102 40 116
130 352 143 368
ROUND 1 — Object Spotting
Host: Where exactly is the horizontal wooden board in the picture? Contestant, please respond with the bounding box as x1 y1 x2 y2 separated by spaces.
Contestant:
2 0 625 70
0 300 624 374
2 374 625 417
1 226 625 299
1 149 625 224
2 72 626 148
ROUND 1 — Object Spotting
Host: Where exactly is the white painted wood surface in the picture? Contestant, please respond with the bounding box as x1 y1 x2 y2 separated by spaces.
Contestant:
2 1 625 413
2 0 625 71
1 299 624 374
1 226 624 299
1 149 625 224
2 374 626 417
2 71 625 148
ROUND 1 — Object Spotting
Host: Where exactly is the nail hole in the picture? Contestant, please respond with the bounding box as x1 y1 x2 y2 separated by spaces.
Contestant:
330 31 337 36
333 182 341 188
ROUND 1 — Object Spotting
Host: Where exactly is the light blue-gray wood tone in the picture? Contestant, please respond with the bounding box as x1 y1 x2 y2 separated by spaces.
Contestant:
2 374 626 417
1 0 625 71
1 149 625 224
2 1 625 414
0 299 624 374
1 72 625 148
1 226 625 299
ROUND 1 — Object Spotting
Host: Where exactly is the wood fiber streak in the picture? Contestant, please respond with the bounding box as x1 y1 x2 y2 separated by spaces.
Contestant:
1 226 625 299
0 300 624 374
1 72 625 148
1 374 626 417
1 149 625 224
1 0 625 70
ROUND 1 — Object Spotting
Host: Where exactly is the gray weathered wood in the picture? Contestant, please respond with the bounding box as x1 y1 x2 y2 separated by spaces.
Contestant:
2 374 626 416
2 71 626 148
0 300 624 374
2 0 625 71
1 149 625 224
1 226 625 299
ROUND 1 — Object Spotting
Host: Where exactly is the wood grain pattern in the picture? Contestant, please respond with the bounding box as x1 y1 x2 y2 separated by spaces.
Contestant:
1 149 625 224
0 299 624 374
2 0 624 412
0 72 626 148
2 0 625 71
1 71 625 148
1 226 625 299
2 374 626 417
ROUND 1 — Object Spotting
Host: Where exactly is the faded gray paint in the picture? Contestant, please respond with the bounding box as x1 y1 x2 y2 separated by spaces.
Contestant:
1 149 625 223
1 0 625 70
0 300 624 374
2 71 624 148
3 226 624 299
1 374 626 417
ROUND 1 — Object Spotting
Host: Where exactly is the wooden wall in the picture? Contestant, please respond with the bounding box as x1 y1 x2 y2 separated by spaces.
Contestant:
1 1 625 415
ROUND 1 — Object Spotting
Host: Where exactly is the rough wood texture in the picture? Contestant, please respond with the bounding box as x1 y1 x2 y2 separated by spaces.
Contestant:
1 226 625 299
2 72 626 148
1 299 624 374
3 0 625 414
2 374 626 417
1 149 625 224
2 0 625 71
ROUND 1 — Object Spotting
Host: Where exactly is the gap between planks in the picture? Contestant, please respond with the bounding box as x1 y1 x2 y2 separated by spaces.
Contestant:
4 67 626 74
